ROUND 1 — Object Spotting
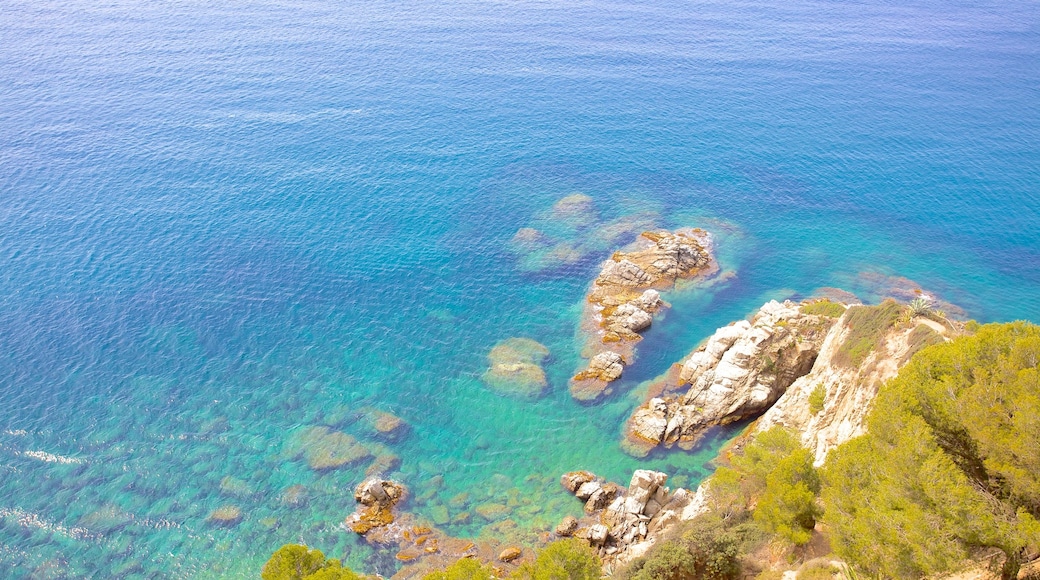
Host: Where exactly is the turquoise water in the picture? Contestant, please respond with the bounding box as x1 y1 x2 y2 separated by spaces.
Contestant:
1 0 1039 577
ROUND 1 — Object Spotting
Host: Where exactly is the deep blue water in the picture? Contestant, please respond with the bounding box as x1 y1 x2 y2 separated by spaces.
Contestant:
1 0 1038 577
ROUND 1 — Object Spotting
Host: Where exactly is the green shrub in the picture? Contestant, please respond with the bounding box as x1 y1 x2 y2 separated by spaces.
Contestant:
796 560 837 580
424 557 496 580
807 384 826 415
800 300 846 319
832 300 902 368
753 448 821 545
754 572 784 580
621 516 742 580
262 544 359 580
512 538 600 580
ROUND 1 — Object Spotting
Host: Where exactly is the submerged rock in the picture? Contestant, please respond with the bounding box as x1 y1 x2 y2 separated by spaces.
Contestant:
285 426 373 471
481 338 552 398
571 229 717 402
207 505 243 527
278 484 308 508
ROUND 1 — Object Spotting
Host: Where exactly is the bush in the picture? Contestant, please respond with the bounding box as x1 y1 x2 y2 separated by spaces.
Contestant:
512 538 600 580
424 557 496 580
796 560 837 580
807 384 826 415
800 300 846 319
621 516 742 580
262 544 359 580
753 448 821 545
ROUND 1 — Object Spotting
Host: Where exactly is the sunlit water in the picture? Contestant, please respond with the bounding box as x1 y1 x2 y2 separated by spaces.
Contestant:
1 0 1038 577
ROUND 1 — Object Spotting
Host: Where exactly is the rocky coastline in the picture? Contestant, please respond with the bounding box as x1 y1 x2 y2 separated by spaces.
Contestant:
278 214 973 579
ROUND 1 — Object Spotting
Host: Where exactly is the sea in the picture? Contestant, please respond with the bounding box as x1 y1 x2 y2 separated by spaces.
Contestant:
1 0 1038 577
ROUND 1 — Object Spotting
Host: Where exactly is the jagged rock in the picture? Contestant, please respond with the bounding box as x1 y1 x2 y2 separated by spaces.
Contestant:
622 300 837 455
570 352 625 401
560 471 597 493
481 338 552 398
575 480 602 501
571 229 717 402
346 479 407 535
584 483 621 513
588 524 610 546
555 516 580 536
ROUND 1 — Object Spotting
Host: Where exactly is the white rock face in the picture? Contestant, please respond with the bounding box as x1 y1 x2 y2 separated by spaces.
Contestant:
625 300 836 455
756 313 950 465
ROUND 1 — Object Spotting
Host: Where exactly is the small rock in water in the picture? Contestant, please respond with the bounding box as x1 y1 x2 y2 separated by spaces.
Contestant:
481 338 552 398
207 505 243 526
219 476 253 498
278 484 308 508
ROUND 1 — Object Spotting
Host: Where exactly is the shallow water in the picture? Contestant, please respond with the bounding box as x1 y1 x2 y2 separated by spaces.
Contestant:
1 0 1038 577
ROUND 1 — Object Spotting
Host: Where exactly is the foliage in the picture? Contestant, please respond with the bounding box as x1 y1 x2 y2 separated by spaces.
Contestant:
423 557 496 580
831 300 902 368
620 515 743 580
807 384 826 415
822 322 1040 580
706 427 820 547
753 448 821 545
800 299 846 319
512 538 600 580
262 544 359 580
796 560 837 580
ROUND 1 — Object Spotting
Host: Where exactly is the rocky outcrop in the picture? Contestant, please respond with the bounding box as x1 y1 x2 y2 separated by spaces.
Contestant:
557 470 695 566
571 229 718 402
623 300 837 456
755 303 955 465
481 338 551 398
346 478 408 535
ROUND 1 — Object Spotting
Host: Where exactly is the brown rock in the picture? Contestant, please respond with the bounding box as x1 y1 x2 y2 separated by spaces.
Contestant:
498 547 523 563
278 484 308 508
555 516 580 537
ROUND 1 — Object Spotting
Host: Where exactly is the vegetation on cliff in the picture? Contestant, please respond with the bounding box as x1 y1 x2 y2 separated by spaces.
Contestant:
823 321 1040 579
262 544 360 580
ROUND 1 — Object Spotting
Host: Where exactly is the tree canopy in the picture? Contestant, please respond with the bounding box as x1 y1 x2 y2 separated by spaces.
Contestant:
822 322 1040 579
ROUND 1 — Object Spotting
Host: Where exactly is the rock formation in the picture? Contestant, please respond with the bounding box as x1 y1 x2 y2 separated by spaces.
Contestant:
481 338 551 398
754 302 956 465
571 229 718 402
623 299 837 456
557 469 695 566
346 478 408 535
